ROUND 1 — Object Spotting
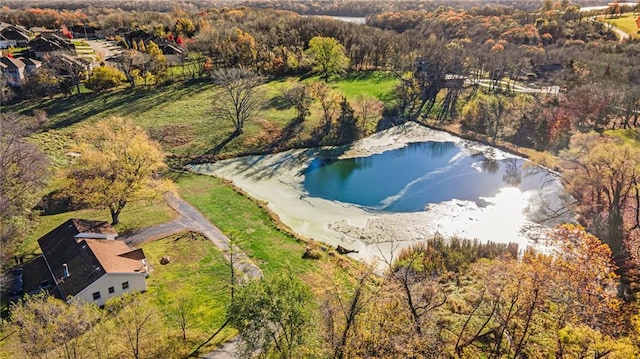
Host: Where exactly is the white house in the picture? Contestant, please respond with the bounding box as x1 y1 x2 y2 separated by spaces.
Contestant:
0 56 41 86
23 219 149 306
0 56 25 86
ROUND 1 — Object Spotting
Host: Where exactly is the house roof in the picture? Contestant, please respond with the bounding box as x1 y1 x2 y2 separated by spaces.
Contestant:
0 57 25 69
28 35 75 52
21 256 55 296
17 57 41 67
1 28 30 41
0 23 30 41
37 219 144 299
84 239 146 273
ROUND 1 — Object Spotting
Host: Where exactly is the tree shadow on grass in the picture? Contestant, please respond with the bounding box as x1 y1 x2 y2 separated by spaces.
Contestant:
203 130 242 156
267 116 305 152
28 81 215 131
266 94 292 111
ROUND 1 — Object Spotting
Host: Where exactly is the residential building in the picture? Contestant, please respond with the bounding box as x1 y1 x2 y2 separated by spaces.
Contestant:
27 34 76 60
21 219 149 306
0 56 25 86
0 56 40 86
0 23 31 49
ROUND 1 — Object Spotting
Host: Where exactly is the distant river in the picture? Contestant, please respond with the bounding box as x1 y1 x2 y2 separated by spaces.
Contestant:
304 15 366 24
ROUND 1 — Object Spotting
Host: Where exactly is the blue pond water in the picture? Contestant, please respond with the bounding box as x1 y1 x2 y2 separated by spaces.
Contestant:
302 141 555 213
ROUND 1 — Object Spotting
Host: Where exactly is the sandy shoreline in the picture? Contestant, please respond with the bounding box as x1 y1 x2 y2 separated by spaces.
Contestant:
189 122 563 263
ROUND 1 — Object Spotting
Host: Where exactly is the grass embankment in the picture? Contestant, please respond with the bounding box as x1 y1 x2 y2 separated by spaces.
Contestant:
601 13 640 39
175 172 316 276
6 71 398 163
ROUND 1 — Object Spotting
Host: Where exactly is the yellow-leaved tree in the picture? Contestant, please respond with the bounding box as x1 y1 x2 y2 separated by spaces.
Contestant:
66 117 173 225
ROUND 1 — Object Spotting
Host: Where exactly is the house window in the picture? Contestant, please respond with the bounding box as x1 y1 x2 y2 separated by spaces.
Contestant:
108 286 114 294
92 291 101 300
122 281 129 290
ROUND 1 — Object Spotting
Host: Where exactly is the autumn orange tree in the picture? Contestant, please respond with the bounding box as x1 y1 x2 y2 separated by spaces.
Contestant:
66 117 173 225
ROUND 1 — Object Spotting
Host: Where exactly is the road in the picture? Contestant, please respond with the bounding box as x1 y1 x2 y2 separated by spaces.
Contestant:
86 39 123 60
606 22 630 41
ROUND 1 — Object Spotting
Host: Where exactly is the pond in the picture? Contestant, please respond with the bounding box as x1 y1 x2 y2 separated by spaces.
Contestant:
189 123 570 262
303 141 557 213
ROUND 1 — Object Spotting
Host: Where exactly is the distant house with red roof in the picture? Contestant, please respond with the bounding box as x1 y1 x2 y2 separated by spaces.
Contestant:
21 219 149 306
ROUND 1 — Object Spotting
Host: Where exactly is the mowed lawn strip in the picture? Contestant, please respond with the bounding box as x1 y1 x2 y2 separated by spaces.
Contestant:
176 173 315 277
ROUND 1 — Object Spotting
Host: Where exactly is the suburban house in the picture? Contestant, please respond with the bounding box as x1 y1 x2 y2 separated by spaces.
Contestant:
123 29 185 58
27 34 76 60
0 23 31 49
21 219 149 306
0 56 41 86
70 24 100 39
53 53 95 77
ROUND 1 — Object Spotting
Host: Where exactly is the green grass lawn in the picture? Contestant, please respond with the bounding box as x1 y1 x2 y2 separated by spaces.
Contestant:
175 173 316 277
7 71 398 164
17 198 177 258
601 13 640 39
606 128 640 144
142 233 236 351
329 71 398 100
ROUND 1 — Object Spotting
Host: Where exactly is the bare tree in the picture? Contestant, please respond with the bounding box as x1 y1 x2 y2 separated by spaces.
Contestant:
283 83 313 120
165 297 195 342
0 113 49 264
109 293 161 359
211 67 264 135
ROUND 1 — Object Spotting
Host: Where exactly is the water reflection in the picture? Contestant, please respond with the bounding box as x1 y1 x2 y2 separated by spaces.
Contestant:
302 141 557 213
502 158 522 187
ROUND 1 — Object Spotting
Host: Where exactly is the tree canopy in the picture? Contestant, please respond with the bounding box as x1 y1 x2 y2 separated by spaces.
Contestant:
305 36 350 82
0 113 49 262
85 65 126 92
228 272 314 358
66 117 172 225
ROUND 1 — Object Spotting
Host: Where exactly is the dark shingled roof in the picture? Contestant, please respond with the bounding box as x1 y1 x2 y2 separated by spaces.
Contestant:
38 219 115 299
22 256 55 296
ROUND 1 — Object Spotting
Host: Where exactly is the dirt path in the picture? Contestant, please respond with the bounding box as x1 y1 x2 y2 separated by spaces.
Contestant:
121 193 261 358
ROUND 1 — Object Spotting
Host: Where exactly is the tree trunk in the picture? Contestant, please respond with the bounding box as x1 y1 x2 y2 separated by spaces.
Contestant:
110 207 121 226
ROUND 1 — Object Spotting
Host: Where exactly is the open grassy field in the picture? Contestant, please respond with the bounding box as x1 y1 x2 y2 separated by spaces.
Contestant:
142 233 236 351
175 172 317 276
601 13 640 39
7 72 398 163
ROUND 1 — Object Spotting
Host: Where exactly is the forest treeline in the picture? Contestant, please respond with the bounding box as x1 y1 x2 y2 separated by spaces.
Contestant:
0 0 619 16
5 228 637 358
